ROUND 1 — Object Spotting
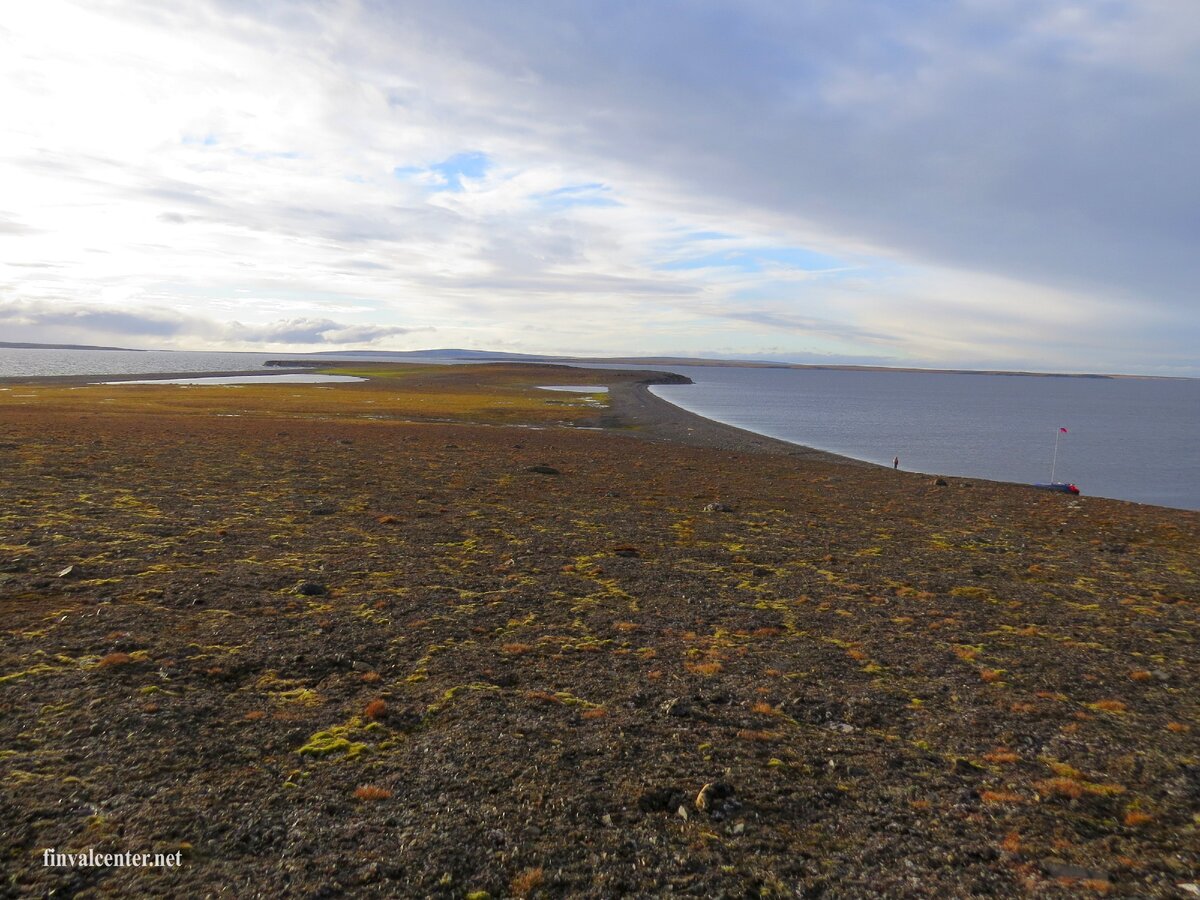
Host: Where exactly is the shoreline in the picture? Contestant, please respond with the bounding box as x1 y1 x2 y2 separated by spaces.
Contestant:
613 377 1199 514
0 368 311 386
604 377 868 467
1 363 1194 510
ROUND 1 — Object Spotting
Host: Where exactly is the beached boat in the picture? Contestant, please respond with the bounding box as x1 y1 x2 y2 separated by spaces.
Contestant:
1033 482 1080 494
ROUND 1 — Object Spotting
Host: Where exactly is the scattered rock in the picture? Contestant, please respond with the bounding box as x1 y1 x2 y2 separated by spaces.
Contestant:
611 546 640 558
526 465 560 475
934 478 949 486
827 722 857 734
296 581 328 597
660 697 691 718
1039 859 1109 882
637 787 686 814
1178 884 1200 897
695 782 734 815
676 805 689 822
56 565 76 578
309 503 337 515
600 814 613 827
703 502 733 512
732 822 745 835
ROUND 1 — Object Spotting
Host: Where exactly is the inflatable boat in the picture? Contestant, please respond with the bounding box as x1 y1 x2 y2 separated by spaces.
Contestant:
1032 482 1080 495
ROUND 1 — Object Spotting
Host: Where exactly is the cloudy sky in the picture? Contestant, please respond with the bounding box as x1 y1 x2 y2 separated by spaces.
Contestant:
2 1 1197 374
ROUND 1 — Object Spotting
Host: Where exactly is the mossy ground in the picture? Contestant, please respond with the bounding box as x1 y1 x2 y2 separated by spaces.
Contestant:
0 364 1196 897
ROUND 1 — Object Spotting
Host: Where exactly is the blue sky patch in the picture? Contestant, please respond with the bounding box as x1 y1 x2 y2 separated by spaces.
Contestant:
658 245 845 273
532 182 620 210
430 151 491 190
393 151 492 191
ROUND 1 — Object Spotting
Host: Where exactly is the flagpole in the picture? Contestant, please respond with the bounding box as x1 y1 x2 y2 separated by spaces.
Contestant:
1051 428 1061 483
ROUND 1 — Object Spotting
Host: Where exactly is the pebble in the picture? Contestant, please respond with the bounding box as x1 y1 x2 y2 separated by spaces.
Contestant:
1039 858 1108 882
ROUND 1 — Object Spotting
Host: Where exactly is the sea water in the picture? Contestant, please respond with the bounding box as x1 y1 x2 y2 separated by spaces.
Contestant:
647 366 1200 511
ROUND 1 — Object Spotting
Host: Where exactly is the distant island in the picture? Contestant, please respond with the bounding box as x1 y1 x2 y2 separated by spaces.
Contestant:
0 341 145 352
269 347 1128 379
7 341 1179 378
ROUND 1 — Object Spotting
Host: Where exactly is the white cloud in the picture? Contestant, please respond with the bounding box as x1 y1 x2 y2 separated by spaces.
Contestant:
0 0 1196 373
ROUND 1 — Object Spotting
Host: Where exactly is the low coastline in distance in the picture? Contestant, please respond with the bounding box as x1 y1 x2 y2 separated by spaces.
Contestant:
1 345 1197 511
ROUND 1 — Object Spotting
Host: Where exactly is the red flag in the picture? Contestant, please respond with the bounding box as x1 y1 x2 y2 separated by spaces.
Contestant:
1059 427 1068 433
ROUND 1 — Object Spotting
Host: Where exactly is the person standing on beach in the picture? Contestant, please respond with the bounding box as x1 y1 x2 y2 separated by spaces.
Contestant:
893 456 899 470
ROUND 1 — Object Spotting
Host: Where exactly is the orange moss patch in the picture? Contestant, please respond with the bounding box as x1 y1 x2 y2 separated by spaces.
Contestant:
736 729 779 743
580 707 608 721
983 749 1020 765
502 643 534 655
244 710 267 721
511 866 544 897
980 668 1004 683
97 652 134 668
1088 699 1127 714
359 671 382 684
1166 722 1189 733
750 701 780 716
1001 831 1022 853
1128 670 1153 682
685 661 723 676
364 699 388 721
1123 810 1152 827
1036 778 1085 800
980 790 1024 805
354 785 393 802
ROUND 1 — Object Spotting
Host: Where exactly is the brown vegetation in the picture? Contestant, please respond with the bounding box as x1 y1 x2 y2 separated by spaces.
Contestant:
0 362 1195 897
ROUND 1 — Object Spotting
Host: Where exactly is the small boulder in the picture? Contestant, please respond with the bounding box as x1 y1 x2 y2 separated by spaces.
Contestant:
637 787 687 814
526 465 560 475
1039 859 1109 882
660 697 691 718
694 782 734 815
703 502 733 513
934 478 949 486
297 581 328 597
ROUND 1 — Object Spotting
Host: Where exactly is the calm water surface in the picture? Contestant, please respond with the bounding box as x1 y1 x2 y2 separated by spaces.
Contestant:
101 374 365 385
648 367 1200 511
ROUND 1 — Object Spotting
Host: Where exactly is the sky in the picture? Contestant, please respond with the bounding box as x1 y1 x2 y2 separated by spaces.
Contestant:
1 0 1197 375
